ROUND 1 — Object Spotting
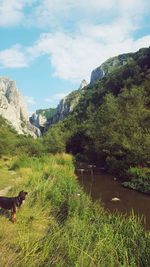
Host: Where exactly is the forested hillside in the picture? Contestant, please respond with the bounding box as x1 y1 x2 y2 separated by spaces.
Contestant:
44 47 150 193
0 116 44 157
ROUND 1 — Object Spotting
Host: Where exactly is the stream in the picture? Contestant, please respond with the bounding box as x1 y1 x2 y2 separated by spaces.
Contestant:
76 168 150 230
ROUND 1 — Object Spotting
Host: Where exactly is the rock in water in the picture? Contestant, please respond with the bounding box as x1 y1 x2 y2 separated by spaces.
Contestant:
0 76 41 137
111 197 120 201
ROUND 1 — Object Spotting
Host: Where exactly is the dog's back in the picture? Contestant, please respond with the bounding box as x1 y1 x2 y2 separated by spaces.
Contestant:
0 191 28 222
0 196 18 210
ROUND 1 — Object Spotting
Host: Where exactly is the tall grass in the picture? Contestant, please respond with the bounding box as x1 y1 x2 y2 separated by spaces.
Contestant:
0 154 149 267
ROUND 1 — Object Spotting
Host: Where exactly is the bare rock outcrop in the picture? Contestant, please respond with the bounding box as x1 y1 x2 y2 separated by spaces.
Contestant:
0 77 41 137
90 52 133 85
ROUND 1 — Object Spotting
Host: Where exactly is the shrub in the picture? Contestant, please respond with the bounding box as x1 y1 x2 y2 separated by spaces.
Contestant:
123 167 150 193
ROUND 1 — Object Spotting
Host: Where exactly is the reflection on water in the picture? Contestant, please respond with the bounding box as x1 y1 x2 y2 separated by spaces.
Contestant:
76 169 150 230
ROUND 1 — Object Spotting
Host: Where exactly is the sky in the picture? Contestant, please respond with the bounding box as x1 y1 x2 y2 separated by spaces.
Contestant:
0 0 150 114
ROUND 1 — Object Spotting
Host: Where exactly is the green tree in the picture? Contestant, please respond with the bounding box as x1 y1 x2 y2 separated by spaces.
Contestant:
43 124 66 153
0 116 18 156
88 87 150 172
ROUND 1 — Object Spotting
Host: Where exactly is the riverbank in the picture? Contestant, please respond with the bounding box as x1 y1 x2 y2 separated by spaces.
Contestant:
75 160 150 195
76 168 150 230
0 154 150 266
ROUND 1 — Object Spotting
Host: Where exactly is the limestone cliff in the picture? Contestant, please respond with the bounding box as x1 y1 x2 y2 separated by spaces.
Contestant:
30 113 47 128
30 107 56 132
44 52 135 129
79 79 88 89
29 113 47 134
50 80 87 125
90 52 133 85
30 80 87 131
0 77 41 137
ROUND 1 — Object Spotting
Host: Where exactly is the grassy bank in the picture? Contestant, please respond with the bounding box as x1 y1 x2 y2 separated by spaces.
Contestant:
0 154 149 267
0 157 18 190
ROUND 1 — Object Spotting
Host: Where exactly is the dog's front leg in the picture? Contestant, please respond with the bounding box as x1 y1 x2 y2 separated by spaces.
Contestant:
11 206 16 223
11 212 16 223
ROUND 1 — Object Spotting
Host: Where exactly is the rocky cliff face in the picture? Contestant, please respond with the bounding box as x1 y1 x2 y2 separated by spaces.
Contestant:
30 112 47 129
30 107 56 129
30 80 88 132
34 53 135 132
0 77 41 137
43 53 135 129
49 80 87 125
79 79 88 89
90 67 105 86
52 95 77 123
90 52 133 85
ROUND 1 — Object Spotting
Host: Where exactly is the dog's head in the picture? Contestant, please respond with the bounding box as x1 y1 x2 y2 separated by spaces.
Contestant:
18 191 28 200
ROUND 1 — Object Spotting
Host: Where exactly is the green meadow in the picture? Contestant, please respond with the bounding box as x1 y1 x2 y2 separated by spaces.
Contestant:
0 158 18 190
0 154 149 267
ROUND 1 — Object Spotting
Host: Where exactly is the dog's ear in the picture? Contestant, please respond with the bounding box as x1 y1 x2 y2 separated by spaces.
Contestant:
19 191 24 195
21 190 28 194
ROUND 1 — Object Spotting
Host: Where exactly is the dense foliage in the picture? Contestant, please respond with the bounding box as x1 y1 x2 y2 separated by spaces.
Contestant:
0 116 44 157
36 107 56 119
0 116 18 157
44 47 150 192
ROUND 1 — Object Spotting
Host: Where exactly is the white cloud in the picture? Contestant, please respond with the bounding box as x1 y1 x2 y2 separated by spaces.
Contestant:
118 0 147 17
30 0 115 27
0 0 149 82
0 0 149 28
80 18 136 43
25 96 36 105
29 0 149 28
0 0 32 27
23 0 149 82
1 19 149 80
0 45 28 68
29 21 150 82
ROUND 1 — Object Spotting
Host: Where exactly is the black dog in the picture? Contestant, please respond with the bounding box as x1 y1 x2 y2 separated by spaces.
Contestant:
0 191 28 223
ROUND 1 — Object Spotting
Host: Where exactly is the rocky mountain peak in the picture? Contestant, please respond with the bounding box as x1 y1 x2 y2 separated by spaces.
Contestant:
79 79 88 89
90 52 133 85
0 76 41 137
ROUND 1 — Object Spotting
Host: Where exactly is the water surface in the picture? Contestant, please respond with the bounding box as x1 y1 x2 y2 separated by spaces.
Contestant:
76 169 150 230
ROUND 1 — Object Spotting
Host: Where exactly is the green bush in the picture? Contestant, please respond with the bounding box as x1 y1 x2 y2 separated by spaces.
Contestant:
123 167 150 193
0 116 18 157
16 136 45 157
43 124 66 153
106 155 128 175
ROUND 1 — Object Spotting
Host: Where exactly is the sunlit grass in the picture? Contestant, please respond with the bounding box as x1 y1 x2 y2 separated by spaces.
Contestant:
0 154 149 267
0 158 18 190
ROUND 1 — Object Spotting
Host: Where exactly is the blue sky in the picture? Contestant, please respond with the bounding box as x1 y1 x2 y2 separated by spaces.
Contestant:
0 0 150 114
